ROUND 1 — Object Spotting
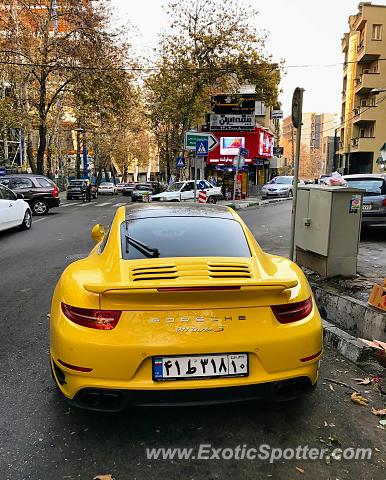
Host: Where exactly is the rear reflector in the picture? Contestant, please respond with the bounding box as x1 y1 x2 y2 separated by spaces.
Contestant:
57 359 93 372
61 303 121 330
272 297 313 324
157 286 241 292
300 350 322 362
382 199 386 207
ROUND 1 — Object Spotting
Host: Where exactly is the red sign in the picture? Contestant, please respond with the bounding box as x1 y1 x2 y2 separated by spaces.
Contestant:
207 128 273 165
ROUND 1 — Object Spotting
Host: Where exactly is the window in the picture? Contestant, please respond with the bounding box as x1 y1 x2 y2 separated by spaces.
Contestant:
345 179 384 196
121 217 251 260
11 177 33 189
0 184 16 200
37 177 54 188
372 24 382 40
182 182 194 192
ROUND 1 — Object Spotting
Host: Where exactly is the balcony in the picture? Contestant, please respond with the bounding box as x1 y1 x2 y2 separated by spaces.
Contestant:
356 37 381 63
354 72 382 93
352 105 378 124
351 136 376 151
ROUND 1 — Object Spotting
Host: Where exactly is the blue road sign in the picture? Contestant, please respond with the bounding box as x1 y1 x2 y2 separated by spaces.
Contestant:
239 147 249 158
0 166 6 176
198 180 206 190
195 140 208 157
176 156 185 168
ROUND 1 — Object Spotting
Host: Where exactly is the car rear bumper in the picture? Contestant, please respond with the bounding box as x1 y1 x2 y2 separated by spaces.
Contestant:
362 212 386 225
51 356 317 411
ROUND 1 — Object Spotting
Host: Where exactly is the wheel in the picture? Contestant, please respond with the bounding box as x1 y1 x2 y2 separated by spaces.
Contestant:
288 190 293 198
31 199 49 215
207 196 217 204
93 192 98 199
19 209 32 230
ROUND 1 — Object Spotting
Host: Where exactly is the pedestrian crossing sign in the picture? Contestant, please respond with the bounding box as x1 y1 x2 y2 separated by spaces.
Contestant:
176 156 185 168
195 140 208 157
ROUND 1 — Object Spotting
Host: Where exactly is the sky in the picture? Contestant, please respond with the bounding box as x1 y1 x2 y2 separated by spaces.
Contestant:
111 0 386 116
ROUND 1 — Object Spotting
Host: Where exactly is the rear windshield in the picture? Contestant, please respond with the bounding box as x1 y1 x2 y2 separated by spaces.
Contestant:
70 180 86 186
136 184 152 191
345 179 384 196
120 217 251 259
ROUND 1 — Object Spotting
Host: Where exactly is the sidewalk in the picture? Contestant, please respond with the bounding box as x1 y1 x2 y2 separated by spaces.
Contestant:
218 195 292 210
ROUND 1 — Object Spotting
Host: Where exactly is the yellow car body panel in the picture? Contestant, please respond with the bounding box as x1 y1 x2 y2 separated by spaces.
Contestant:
50 205 323 408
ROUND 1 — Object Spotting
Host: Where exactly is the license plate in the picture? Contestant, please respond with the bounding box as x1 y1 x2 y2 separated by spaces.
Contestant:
362 204 372 211
153 353 249 381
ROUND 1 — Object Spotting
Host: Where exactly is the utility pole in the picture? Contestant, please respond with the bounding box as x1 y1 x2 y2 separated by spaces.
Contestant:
193 156 197 202
289 87 305 261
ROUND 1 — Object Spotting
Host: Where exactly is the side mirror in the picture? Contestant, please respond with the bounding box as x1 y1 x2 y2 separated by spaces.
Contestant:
91 223 105 243
16 193 24 199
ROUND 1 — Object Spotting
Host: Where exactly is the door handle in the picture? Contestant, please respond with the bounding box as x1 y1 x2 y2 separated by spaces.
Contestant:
9 204 13 207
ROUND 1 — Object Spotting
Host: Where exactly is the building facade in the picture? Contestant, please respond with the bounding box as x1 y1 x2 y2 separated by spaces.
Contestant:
281 113 339 179
338 2 386 174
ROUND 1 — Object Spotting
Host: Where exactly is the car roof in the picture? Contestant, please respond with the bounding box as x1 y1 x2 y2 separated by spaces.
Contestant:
124 203 234 220
1 174 49 178
344 174 385 180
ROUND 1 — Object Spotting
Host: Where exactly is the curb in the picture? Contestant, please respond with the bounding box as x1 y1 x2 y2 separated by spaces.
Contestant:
223 197 292 210
322 319 373 364
312 282 386 342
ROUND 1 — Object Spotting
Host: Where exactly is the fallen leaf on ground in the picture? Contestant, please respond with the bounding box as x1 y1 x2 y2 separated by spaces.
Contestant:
295 467 305 474
353 377 371 385
351 392 369 406
329 384 335 392
93 476 113 480
371 407 386 416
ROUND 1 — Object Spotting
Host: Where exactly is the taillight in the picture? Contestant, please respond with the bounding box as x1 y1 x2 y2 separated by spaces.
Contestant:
272 297 313 324
52 186 59 198
61 303 121 330
382 198 386 207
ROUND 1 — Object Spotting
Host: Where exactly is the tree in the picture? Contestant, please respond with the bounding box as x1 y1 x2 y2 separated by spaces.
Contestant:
0 0 137 175
146 0 281 176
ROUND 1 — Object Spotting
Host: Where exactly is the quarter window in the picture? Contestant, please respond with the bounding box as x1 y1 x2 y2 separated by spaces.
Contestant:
372 24 382 40
37 177 54 188
0 184 16 200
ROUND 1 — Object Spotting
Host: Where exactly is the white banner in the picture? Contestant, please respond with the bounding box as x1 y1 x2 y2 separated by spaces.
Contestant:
210 114 255 131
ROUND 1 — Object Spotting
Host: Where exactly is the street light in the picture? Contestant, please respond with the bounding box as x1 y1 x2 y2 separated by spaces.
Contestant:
371 88 386 94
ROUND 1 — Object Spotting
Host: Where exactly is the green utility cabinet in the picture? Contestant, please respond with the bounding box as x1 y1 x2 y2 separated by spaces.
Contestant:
294 185 364 278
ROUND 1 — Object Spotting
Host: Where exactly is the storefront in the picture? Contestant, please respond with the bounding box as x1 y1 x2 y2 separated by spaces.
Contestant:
206 128 274 197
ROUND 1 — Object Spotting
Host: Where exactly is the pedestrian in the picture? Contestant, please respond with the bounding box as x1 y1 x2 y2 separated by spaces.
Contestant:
86 182 92 202
221 182 226 199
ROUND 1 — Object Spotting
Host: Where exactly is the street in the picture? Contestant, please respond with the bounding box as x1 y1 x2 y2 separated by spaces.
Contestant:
1 198 385 480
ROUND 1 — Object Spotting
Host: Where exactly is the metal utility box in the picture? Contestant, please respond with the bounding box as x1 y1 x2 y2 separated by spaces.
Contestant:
294 185 364 278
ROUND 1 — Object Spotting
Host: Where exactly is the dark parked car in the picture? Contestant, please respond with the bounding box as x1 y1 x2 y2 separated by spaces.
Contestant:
122 182 136 196
66 179 97 200
343 174 386 227
0 174 60 215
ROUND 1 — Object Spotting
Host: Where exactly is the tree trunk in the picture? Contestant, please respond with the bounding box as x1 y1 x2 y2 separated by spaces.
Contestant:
36 121 47 174
104 167 110 182
96 169 103 187
26 130 36 173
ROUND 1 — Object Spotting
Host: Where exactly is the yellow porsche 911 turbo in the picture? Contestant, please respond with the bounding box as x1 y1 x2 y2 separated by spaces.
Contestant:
50 204 323 411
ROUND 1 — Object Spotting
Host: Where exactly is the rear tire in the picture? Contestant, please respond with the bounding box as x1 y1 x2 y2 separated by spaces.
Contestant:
207 196 217 204
31 199 49 215
288 190 293 198
19 209 32 230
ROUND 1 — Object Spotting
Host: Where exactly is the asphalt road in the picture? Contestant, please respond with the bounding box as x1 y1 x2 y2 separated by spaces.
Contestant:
0 197 385 480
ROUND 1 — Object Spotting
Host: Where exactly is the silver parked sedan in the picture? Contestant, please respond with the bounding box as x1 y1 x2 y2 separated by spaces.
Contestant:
343 174 386 226
261 176 301 199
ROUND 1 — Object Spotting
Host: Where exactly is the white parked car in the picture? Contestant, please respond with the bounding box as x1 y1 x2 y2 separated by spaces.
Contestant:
116 182 125 192
152 180 222 203
261 176 304 199
98 182 117 195
0 184 32 232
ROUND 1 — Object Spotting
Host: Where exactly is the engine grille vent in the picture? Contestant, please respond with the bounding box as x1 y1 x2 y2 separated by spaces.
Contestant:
208 262 252 279
130 264 178 282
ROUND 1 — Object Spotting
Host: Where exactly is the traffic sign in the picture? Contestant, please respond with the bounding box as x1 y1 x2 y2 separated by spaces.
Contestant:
196 140 208 157
185 131 218 151
198 180 206 190
176 156 185 168
0 166 6 176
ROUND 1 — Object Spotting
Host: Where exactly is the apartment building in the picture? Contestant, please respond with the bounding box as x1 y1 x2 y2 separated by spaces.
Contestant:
339 2 386 174
281 113 338 179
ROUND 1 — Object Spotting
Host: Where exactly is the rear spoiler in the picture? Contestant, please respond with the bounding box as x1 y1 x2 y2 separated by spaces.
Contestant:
84 279 298 295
